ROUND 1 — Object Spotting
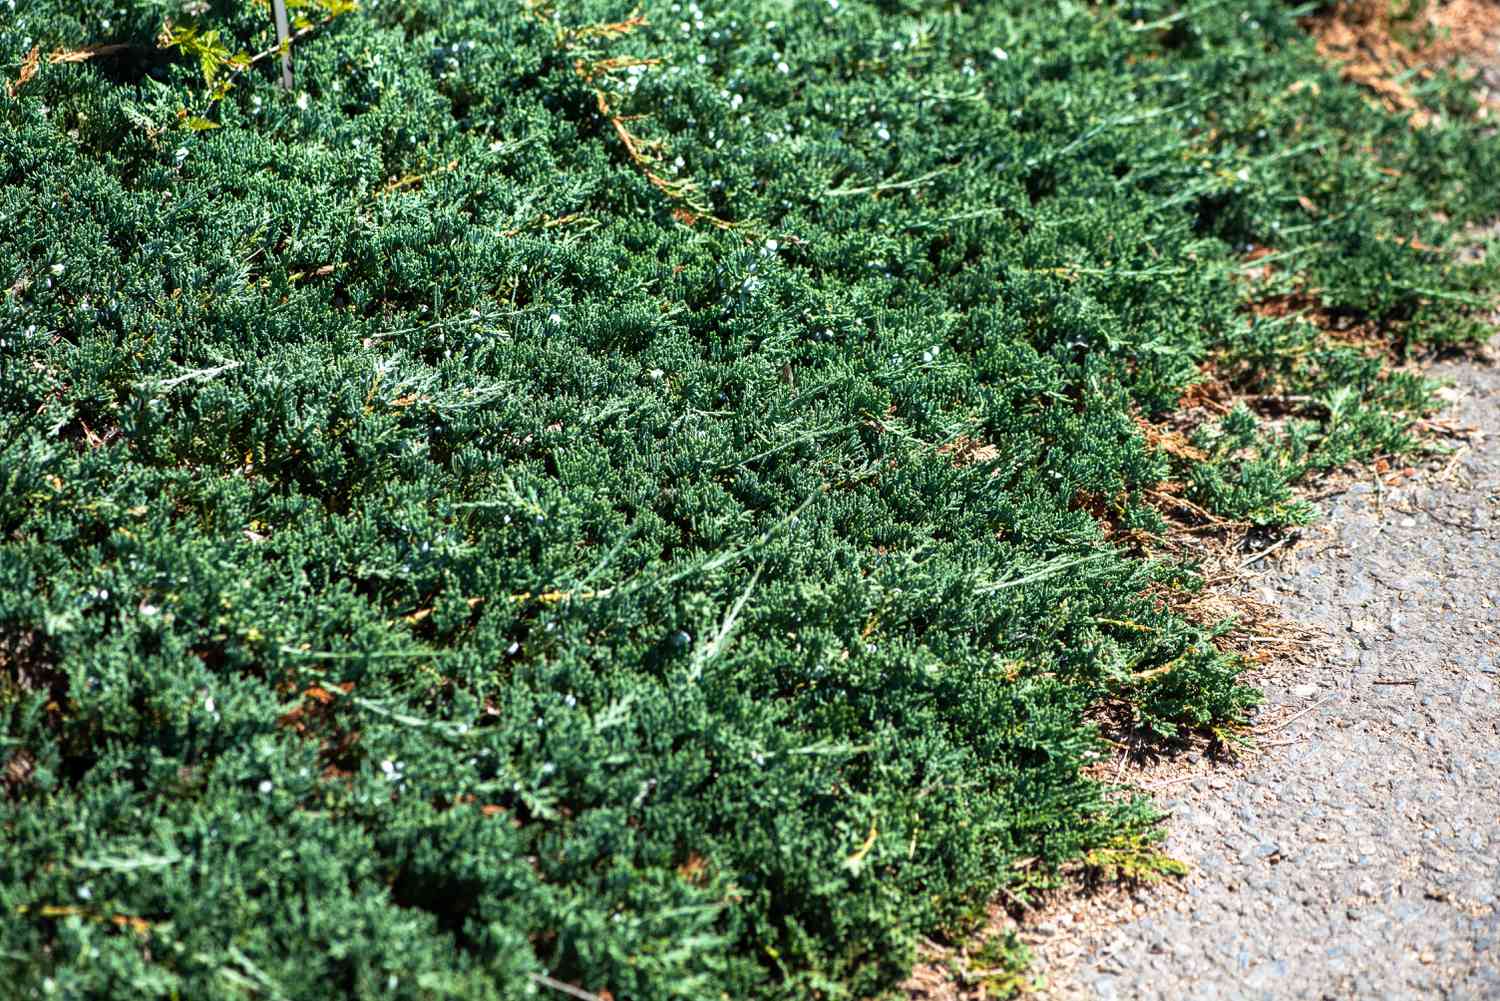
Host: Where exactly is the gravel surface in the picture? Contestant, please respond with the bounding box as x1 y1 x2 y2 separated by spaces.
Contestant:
1044 355 1500 1000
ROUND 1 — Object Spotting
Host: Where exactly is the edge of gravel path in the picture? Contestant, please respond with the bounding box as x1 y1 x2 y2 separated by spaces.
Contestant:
1031 345 1500 1000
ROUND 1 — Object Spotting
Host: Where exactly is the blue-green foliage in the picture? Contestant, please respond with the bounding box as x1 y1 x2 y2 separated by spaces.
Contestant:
0 0 1495 997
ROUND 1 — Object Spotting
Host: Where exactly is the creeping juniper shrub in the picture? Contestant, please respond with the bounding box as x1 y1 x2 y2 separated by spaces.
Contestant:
1 0 1496 997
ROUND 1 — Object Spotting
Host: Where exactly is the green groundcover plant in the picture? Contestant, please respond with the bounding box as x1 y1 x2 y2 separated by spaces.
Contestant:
1 0 1496 997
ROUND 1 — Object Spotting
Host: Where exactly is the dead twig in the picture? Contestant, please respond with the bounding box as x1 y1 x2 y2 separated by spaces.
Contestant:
1256 694 1337 735
1236 535 1293 571
1436 446 1470 483
5 45 39 98
47 43 134 64
1142 772 1213 791
529 974 607 1001
1147 488 1245 529
1413 418 1479 438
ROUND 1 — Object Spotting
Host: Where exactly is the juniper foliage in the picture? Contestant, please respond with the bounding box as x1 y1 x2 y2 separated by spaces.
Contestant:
0 0 1495 997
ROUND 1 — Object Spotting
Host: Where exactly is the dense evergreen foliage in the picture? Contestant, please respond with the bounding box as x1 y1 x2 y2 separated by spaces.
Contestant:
1 0 1495 996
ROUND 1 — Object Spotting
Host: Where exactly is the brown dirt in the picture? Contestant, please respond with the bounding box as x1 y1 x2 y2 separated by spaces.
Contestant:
1305 0 1500 124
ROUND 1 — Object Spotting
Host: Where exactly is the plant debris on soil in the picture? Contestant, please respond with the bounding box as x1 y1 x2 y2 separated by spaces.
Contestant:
1306 0 1500 124
1 1 1498 998
1037 353 1500 1000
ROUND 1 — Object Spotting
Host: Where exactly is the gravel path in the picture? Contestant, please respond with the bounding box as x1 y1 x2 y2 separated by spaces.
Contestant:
1046 355 1500 1000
